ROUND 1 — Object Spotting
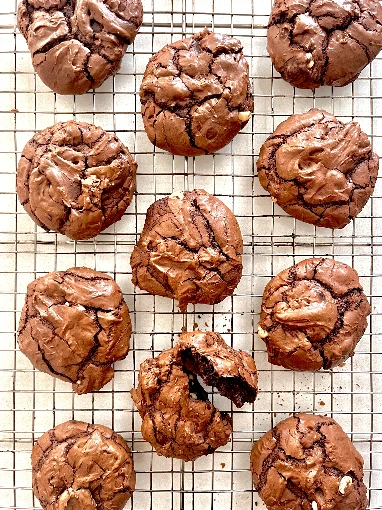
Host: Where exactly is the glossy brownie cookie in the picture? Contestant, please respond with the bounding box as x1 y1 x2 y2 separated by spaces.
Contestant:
131 348 233 461
174 330 258 408
18 267 132 394
18 0 143 95
267 0 382 89
258 258 370 371
130 190 243 311
17 121 137 240
250 413 368 510
140 28 253 156
32 420 135 509
257 109 379 229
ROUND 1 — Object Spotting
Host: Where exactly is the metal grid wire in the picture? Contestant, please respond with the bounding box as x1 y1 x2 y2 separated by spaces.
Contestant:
0 0 381 508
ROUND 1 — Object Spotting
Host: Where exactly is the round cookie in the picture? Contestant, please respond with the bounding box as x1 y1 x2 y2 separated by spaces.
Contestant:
257 109 379 229
175 330 258 408
32 420 135 509
131 348 233 461
258 258 370 371
267 0 382 89
140 28 253 156
18 0 143 95
17 121 137 240
250 413 368 510
130 189 243 311
18 267 132 394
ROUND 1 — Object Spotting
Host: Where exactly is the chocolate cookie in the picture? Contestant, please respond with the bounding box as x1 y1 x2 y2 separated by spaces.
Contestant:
131 348 233 461
17 0 143 95
258 258 370 371
130 190 243 311
174 330 258 408
140 28 253 156
17 121 137 240
18 267 131 394
267 0 382 89
32 420 135 509
257 109 379 229
250 413 368 510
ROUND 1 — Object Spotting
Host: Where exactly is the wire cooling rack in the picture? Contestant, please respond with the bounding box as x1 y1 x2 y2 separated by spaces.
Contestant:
0 0 381 509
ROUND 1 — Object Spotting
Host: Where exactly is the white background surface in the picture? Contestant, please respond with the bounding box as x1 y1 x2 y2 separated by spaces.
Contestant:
0 0 381 508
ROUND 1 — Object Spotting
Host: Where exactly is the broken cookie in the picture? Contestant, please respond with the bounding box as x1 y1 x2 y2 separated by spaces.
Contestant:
17 121 137 240
32 420 135 509
250 413 368 510
258 258 370 371
140 28 254 156
257 109 379 229
18 267 132 394
130 189 243 311
18 0 143 95
267 0 382 89
174 330 258 408
131 348 233 461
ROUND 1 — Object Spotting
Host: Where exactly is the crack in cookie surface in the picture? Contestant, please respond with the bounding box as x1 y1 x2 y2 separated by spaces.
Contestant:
250 413 367 510
258 258 370 371
18 0 143 94
18 267 132 394
17 121 137 240
130 347 233 461
267 0 382 89
32 420 135 509
257 109 379 229
140 28 254 156
130 189 243 311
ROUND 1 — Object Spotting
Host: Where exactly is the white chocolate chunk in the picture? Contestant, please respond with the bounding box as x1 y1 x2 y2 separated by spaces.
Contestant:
64 301 70 306
257 325 269 339
339 476 353 494
311 502 318 510
82 174 99 186
170 191 184 200
76 304 86 311
307 60 314 69
238 111 251 122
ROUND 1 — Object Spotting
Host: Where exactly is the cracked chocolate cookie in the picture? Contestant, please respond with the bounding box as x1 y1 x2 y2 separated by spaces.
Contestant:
17 121 137 240
250 413 368 510
267 0 382 89
130 189 243 311
257 109 379 229
18 267 132 394
131 347 233 461
17 0 143 95
140 28 254 156
32 420 135 509
258 258 370 371
174 330 258 408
